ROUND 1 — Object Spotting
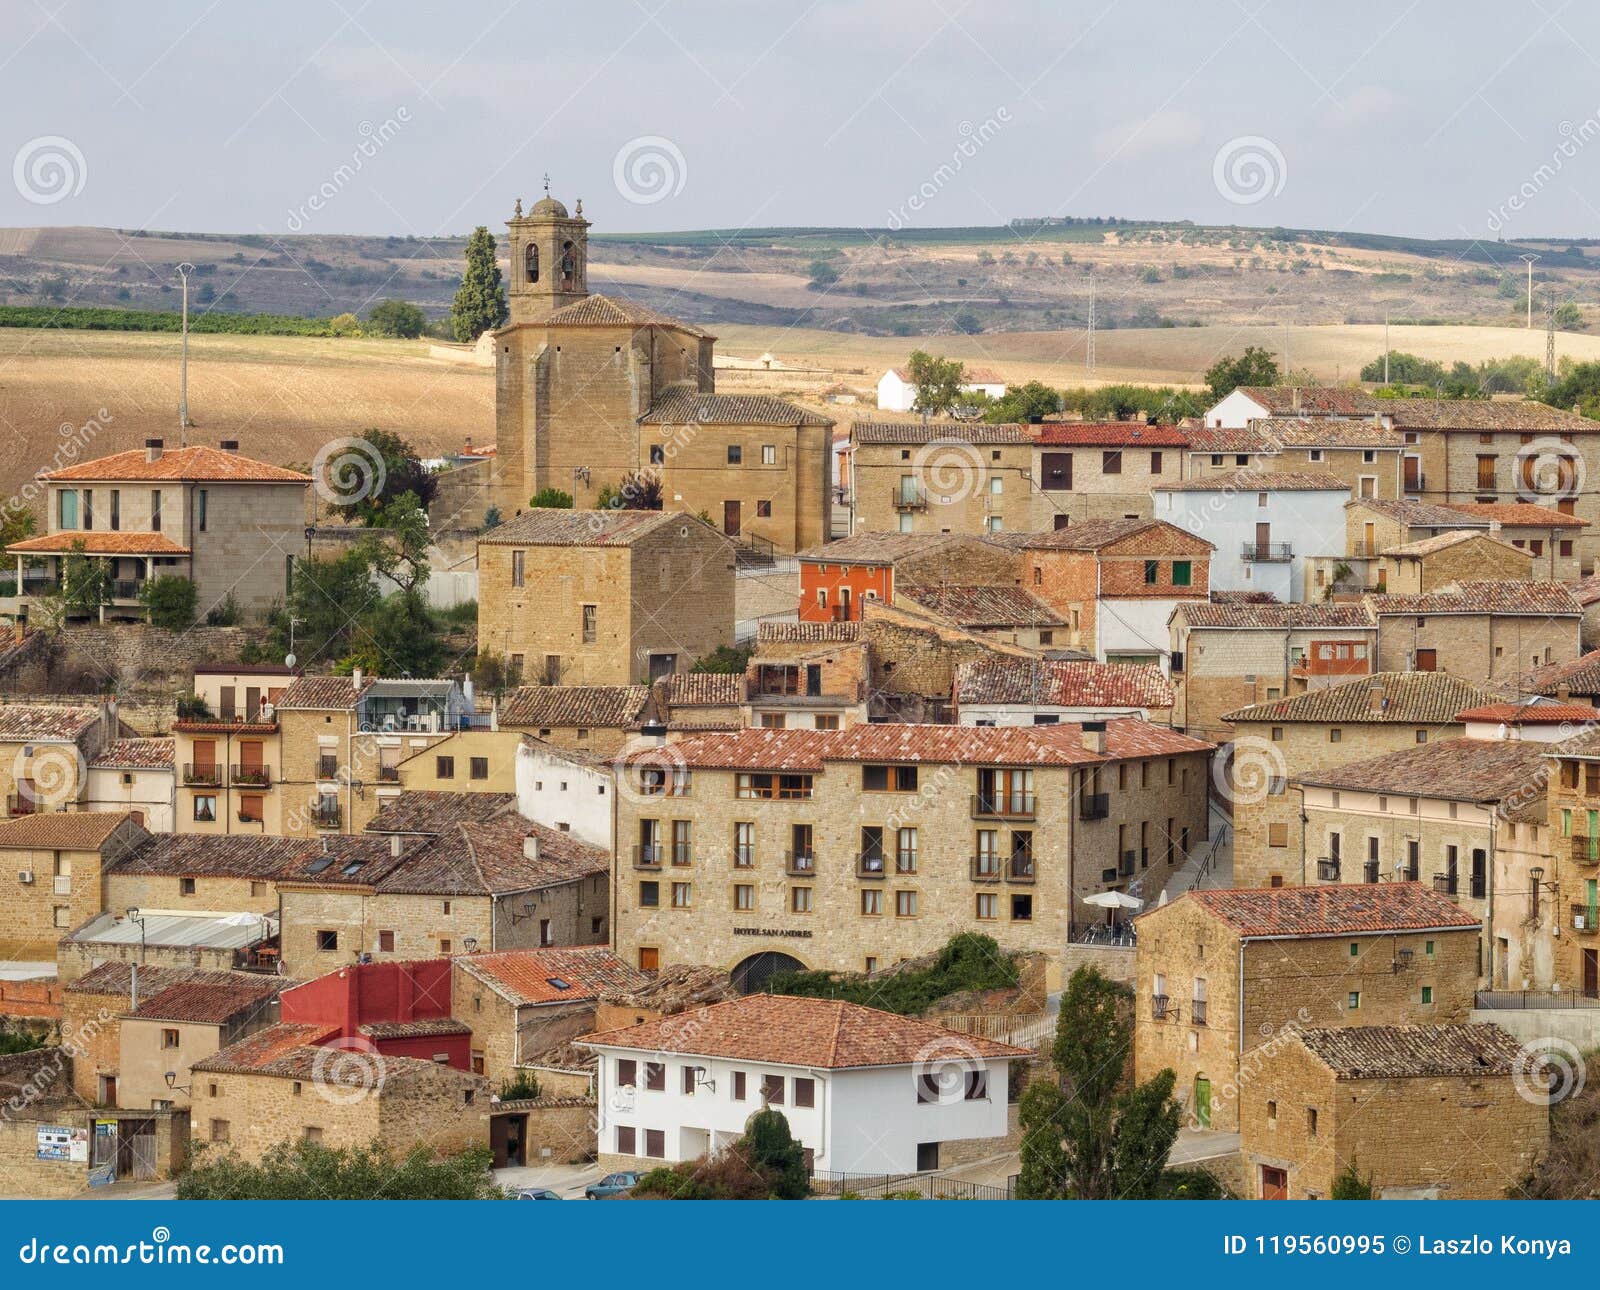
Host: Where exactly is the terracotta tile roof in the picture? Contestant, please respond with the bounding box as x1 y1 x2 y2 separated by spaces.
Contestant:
1439 502 1589 528
0 703 102 741
1153 468 1352 493
275 675 370 710
544 292 711 338
641 390 832 428
1174 882 1481 937
478 508 701 548
6 530 192 556
1516 648 1600 695
1382 530 1530 559
371 815 608 897
1296 1024 1523 1078
1379 397 1596 432
0 811 138 851
648 719 1212 772
796 531 1002 565
579 994 1029 1068
757 621 861 644
1295 737 1554 807
954 658 1173 710
1347 497 1491 527
1176 601 1374 629
1229 386 1381 416
1569 575 1600 607
1032 422 1189 446
1229 417 1405 448
500 685 651 729
171 720 277 735
659 672 743 706
1455 701 1599 724
129 976 281 1024
850 422 1033 445
190 1021 340 1075
356 1018 471 1040
90 738 174 770
364 791 518 836
1367 580 1580 616
459 946 647 1007
991 517 1215 552
43 444 311 483
897 584 1064 629
109 833 319 880
66 962 272 998
1224 672 1501 725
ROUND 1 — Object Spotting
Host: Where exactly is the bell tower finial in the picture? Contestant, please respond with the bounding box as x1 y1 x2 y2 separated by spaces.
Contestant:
542 172 551 196
513 196 523 219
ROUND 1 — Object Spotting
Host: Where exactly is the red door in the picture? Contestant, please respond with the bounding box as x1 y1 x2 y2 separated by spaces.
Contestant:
1260 1166 1288 1199
1415 649 1437 672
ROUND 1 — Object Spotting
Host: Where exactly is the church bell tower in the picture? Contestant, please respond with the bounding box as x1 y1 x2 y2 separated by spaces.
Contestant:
505 180 591 324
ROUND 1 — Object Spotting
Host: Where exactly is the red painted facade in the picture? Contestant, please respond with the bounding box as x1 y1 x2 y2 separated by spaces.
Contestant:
279 959 470 1069
798 558 892 622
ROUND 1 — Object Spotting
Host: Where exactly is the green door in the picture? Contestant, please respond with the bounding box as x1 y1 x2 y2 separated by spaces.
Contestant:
1194 1077 1212 1128
1589 811 1599 862
1588 878 1597 928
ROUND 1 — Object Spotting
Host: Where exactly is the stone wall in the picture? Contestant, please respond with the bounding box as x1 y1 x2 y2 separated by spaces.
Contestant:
494 1096 596 1164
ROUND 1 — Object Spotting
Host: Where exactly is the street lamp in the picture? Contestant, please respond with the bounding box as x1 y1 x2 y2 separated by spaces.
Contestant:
126 906 146 964
176 263 195 442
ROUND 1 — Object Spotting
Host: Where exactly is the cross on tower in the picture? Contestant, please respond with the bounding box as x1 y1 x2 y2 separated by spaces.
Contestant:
542 172 551 195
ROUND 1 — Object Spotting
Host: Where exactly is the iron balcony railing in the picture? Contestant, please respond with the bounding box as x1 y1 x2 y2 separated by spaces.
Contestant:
231 764 271 787
1363 860 1380 884
1572 837 1600 864
632 844 663 871
1434 873 1459 896
971 794 1035 820
1118 850 1136 877
312 804 341 829
1316 858 1340 881
1572 904 1600 935
1240 542 1293 562
784 851 815 877
1079 793 1110 821
317 756 340 780
182 763 222 787
1008 856 1036 884
1190 999 1208 1026
892 486 928 512
377 764 400 782
856 853 888 879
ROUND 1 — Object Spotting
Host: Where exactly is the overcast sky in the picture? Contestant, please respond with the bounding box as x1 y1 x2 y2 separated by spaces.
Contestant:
4 1 1600 243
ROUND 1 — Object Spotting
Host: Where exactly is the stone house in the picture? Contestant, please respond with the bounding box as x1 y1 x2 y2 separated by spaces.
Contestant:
1224 672 1504 887
0 699 118 818
613 721 1213 985
1429 502 1588 581
1371 530 1533 595
1294 736 1561 990
744 630 871 730
997 518 1214 668
1180 418 1404 500
1239 1023 1546 1199
452 945 645 1086
394 728 522 795
115 974 283 1112
514 740 615 849
0 811 148 961
499 684 652 756
1028 422 1189 528
796 530 1015 624
1168 600 1378 742
953 656 1174 726
1516 647 1600 703
478 508 734 686
100 832 311 924
1132 884 1480 1132
581 994 1028 1175
1366 580 1582 680
847 422 1036 538
654 671 744 732
84 738 174 832
57 907 279 984
1535 728 1600 996
895 583 1066 651
6 440 310 622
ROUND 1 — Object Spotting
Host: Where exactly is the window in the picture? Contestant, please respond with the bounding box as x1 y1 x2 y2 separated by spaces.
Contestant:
302 1126 323 1144
670 881 691 908
1144 559 1158 585
581 604 597 644
682 1065 698 1095
965 1070 988 1101
1347 991 1360 1010
192 794 216 823
150 489 162 531
1266 1100 1277 1125
761 1074 785 1105
727 445 742 465
180 877 196 896
317 930 338 952
1421 986 1433 1004
861 889 883 916
645 1062 666 1091
238 794 264 823
734 883 754 911
895 890 918 917
862 765 918 791
638 881 659 907
790 886 812 913
1306 1107 1319 1136
734 821 754 867
161 1028 180 1049
1267 822 1288 848
1011 893 1032 921
976 892 998 919
761 444 777 465
1329 728 1342 743
378 930 394 952
1171 560 1192 587
511 549 525 587
469 756 489 781
1150 450 1163 473
198 488 208 532
436 756 455 779
732 1071 747 1101
737 772 813 799
649 444 665 465
1270 726 1283 741
616 1125 636 1154
794 1077 815 1108
617 1059 638 1088
1102 450 1122 475
756 499 772 518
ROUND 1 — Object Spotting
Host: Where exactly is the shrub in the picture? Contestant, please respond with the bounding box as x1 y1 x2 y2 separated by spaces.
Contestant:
529 488 573 509
498 1072 541 1101
138 575 198 630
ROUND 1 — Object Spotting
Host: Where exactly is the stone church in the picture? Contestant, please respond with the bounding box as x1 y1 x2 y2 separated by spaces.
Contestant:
484 191 833 555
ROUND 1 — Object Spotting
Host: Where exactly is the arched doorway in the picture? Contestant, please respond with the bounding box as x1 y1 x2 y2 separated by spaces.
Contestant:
731 951 805 995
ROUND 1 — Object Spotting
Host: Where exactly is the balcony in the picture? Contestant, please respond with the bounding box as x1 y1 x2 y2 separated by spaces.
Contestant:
1573 837 1600 865
1078 793 1110 821
1151 994 1170 1021
1118 850 1136 878
633 845 663 871
312 804 341 830
856 853 888 879
1316 858 1340 882
317 757 340 781
377 765 400 783
1400 864 1420 884
6 793 35 816
1240 541 1293 562
183 763 222 787
111 579 144 602
784 851 816 877
1363 860 1380 884
231 765 272 787
892 486 927 513
1007 856 1036 884
1573 904 1600 935
1190 999 1208 1026
1433 873 1459 896
971 794 1035 821
970 856 1003 883
52 875 70 895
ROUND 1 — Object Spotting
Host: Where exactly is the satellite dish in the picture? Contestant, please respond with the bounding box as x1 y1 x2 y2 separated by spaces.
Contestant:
284 653 297 668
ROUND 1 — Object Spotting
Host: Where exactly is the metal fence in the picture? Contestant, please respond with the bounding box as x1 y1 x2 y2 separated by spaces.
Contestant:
810 1169 1013 1200
1475 989 1600 1010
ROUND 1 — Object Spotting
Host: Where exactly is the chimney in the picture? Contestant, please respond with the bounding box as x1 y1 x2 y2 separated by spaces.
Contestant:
1368 686 1385 713
1488 520 1501 535
145 438 164 463
1558 684 1572 703
523 834 540 862
390 834 402 858
1292 387 1302 416
640 719 669 747
219 439 239 454
1080 719 1108 754
351 667 364 690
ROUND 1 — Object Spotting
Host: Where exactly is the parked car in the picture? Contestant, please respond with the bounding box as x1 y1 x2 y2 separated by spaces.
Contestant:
514 1188 563 1200
585 1171 640 1199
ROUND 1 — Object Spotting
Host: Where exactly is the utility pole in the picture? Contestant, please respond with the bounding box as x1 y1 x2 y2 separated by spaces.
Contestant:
176 262 194 445
1546 292 1557 381
1519 253 1540 329
1086 270 1096 377
1383 311 1390 384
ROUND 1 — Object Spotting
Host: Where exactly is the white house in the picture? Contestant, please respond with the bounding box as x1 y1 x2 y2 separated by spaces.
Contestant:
1202 385 1378 429
84 738 175 832
580 994 1026 1176
876 366 1007 413
515 737 613 850
1153 470 1350 603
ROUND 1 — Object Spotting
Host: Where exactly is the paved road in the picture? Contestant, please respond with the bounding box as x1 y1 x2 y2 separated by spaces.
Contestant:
493 1160 606 1198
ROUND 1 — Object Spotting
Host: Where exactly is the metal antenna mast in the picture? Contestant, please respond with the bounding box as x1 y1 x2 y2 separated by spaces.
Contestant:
1546 292 1558 381
1519 253 1540 328
1086 270 1096 377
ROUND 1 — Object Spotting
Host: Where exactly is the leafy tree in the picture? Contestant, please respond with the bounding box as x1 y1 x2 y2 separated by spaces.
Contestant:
985 380 1063 424
952 310 984 335
632 1109 809 1200
138 574 198 630
1016 1079 1070 1198
334 428 438 521
1331 1158 1374 1199
329 312 362 337
769 933 1018 1015
450 226 509 342
268 548 382 666
807 259 840 290
904 350 966 415
205 592 241 627
0 505 37 551
1204 346 1279 400
691 643 752 674
529 488 573 509
743 1109 809 1199
1359 351 1444 385
472 650 524 701
363 492 431 594
39 542 111 624
596 473 663 511
0 1030 46 1055
365 299 427 339
1555 302 1584 332
177 1139 502 1200
482 505 502 529
343 589 444 677
498 1072 541 1101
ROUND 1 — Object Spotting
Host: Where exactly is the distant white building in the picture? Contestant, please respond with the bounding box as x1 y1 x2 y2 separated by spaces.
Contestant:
1202 385 1379 429
581 994 1026 1176
877 366 1007 413
514 737 612 850
1153 470 1350 603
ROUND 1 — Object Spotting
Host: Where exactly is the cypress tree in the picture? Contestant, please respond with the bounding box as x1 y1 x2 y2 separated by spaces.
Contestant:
450 226 508 342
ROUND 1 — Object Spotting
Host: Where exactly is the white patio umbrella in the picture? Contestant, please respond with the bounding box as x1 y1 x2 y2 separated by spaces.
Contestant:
1083 891 1144 912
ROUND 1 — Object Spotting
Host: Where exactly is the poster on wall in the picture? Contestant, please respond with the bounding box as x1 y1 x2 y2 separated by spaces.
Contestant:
36 1125 89 1162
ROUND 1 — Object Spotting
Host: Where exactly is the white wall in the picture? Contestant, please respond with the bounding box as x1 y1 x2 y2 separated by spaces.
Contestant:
85 768 174 833
515 743 613 850
828 1062 1012 1174
877 371 916 412
1203 389 1272 429
1154 487 1347 603
1099 598 1180 668
959 703 1150 726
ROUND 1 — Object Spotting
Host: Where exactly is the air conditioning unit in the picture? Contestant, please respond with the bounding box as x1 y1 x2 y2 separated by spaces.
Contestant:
16 870 33 884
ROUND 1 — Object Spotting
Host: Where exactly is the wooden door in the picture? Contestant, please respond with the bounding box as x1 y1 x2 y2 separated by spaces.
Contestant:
638 947 660 972
1584 950 1598 999
1414 648 1437 671
1254 522 1271 554
723 500 741 536
1403 456 1420 491
1260 1165 1288 1199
